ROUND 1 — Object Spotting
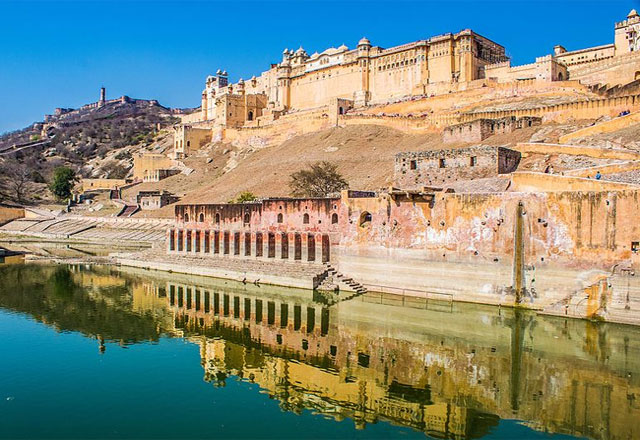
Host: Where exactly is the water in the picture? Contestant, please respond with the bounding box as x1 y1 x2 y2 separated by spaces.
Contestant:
0 263 638 439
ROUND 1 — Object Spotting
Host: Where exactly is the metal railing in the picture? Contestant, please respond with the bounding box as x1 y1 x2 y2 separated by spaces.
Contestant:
361 283 454 312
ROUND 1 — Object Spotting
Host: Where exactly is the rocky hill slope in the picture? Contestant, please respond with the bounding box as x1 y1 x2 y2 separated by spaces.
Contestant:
0 99 179 204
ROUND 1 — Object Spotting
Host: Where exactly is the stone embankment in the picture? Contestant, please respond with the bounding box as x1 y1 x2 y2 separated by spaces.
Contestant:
0 215 169 244
116 250 327 290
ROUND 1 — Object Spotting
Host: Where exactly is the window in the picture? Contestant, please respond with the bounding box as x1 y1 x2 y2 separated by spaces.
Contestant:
410 160 417 170
632 241 639 253
184 213 189 222
331 213 338 224
244 213 250 224
303 213 310 224
198 213 204 222
277 213 283 223
187 140 191 147
439 158 446 168
215 213 220 224
470 156 477 167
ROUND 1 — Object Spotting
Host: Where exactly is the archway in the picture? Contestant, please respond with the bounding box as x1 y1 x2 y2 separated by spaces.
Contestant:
359 211 372 227
558 72 564 81
248 111 254 121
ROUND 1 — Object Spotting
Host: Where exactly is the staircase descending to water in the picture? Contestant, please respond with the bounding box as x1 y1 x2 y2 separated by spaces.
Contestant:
314 262 368 306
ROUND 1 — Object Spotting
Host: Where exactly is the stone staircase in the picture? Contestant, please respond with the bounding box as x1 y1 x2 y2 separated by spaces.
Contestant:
315 263 368 305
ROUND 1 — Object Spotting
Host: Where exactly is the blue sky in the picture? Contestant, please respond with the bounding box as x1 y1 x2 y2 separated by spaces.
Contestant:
0 0 636 133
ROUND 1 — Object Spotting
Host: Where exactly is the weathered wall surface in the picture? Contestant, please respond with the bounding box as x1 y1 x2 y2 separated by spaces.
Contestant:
394 146 519 188
132 153 173 180
334 189 640 306
0 205 25 226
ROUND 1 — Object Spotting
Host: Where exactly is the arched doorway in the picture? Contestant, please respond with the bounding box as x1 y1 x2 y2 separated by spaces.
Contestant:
248 111 254 121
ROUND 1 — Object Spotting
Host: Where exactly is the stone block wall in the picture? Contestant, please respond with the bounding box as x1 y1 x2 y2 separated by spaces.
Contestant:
394 146 521 188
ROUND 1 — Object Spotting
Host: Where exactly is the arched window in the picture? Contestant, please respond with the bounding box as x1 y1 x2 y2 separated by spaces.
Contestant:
187 140 191 147
339 106 344 115
303 213 310 224
558 72 564 81
244 213 250 224
331 213 338 224
277 213 283 223
359 211 372 227
198 213 204 222
248 111 254 121
184 213 189 222
215 213 220 224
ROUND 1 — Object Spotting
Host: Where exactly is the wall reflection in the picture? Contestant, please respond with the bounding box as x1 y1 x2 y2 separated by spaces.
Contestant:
154 274 640 440
0 264 638 439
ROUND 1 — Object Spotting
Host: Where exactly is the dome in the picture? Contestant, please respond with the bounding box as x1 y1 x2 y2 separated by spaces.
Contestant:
295 46 306 55
358 37 371 46
337 44 348 51
629 9 638 18
216 69 222 75
282 48 289 54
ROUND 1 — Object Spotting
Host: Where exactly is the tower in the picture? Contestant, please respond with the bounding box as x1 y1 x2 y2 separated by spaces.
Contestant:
99 87 106 107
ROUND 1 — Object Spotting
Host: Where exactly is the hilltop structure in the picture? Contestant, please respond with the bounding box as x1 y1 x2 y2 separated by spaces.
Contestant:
178 10 640 133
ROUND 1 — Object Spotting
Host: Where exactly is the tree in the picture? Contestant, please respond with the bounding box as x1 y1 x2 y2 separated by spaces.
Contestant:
228 191 257 204
289 161 348 197
49 167 77 201
0 159 34 204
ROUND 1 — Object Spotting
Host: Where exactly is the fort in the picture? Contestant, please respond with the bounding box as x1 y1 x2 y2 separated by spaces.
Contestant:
171 9 640 149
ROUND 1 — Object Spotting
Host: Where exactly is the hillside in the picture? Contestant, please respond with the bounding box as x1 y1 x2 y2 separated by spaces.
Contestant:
123 122 560 219
0 99 179 204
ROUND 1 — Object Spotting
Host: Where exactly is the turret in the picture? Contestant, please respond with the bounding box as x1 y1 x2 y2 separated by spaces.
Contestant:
98 87 106 107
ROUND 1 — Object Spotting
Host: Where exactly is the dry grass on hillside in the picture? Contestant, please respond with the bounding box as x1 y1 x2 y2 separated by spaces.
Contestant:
130 123 562 218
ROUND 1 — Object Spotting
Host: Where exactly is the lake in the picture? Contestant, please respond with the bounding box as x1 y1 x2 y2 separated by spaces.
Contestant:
0 263 638 439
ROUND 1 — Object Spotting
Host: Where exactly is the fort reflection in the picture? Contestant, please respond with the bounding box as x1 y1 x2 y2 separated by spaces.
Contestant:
0 264 638 439
158 273 640 439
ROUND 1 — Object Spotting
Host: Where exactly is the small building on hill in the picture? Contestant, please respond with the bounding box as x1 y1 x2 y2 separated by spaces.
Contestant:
137 190 180 210
394 145 521 189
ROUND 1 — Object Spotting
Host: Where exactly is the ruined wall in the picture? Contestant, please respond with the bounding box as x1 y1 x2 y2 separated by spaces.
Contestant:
394 146 520 188
174 197 341 238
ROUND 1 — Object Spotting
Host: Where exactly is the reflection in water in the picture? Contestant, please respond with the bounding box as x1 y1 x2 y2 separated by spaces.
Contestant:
1 264 639 439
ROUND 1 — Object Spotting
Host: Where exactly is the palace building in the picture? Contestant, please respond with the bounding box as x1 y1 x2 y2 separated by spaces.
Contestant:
179 10 640 132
